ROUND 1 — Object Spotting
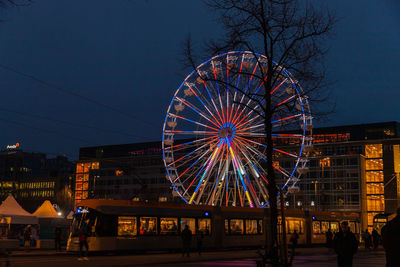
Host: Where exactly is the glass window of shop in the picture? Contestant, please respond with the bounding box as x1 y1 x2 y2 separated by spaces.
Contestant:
312 221 321 234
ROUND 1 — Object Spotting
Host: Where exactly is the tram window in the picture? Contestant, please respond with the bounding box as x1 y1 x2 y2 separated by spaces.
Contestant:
287 219 303 234
181 218 196 234
198 219 211 235
139 217 157 235
246 220 258 235
118 216 137 236
230 219 244 235
160 218 178 235
330 222 339 233
225 220 229 234
258 220 263 234
321 221 330 233
349 222 356 233
312 221 321 234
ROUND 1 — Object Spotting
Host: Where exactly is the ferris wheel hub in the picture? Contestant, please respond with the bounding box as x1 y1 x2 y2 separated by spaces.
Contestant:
219 127 235 139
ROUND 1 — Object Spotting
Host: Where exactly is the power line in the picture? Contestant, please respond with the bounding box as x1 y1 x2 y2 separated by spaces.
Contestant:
0 116 93 144
0 63 157 127
0 106 149 139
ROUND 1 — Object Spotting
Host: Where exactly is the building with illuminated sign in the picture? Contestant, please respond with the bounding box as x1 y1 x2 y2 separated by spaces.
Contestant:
0 148 75 212
75 121 400 232
277 121 400 231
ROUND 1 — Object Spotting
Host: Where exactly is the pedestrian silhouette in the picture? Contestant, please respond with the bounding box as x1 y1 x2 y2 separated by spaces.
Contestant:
326 228 333 249
381 207 400 267
181 225 192 257
333 221 358 267
372 228 380 250
364 229 372 250
55 226 62 252
196 227 204 256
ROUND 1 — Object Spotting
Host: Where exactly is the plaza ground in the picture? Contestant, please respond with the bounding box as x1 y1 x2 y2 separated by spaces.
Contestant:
0 247 386 267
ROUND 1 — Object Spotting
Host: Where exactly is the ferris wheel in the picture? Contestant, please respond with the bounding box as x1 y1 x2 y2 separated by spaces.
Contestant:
162 51 312 208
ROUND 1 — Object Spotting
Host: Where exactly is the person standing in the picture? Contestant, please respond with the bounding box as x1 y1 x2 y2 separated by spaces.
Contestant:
196 227 204 256
55 226 62 252
290 230 299 253
78 228 89 261
372 228 380 250
333 221 358 267
181 225 192 257
326 228 333 249
381 207 400 267
364 229 372 250
23 225 32 252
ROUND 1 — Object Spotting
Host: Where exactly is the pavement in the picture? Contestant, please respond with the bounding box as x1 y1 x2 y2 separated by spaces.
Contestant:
0 247 386 267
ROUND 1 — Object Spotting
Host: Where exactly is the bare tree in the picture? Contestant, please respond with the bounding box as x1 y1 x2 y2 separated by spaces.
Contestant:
182 0 335 265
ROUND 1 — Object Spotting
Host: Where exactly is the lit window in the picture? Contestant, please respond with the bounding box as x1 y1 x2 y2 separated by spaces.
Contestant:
198 218 211 235
118 216 137 236
365 144 383 158
312 221 321 234
180 218 195 235
245 219 258 235
330 222 339 233
321 221 330 233
160 218 178 235
225 219 229 234
230 219 244 235
286 219 304 234
139 217 157 235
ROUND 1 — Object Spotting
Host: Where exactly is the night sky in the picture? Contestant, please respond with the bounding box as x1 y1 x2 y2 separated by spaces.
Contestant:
0 0 399 159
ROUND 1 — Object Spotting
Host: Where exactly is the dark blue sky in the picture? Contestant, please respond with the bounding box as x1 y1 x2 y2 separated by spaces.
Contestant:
0 0 399 159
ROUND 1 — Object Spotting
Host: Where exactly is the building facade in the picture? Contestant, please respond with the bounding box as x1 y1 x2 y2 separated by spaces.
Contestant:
0 146 75 212
75 122 400 232
74 142 173 205
277 121 400 231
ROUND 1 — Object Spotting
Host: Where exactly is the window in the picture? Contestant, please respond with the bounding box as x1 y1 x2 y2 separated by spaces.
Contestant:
118 216 137 237
181 218 196 235
330 222 339 233
321 221 330 233
349 222 356 233
230 219 244 234
258 220 263 234
286 219 303 234
139 217 157 235
366 159 383 171
198 218 211 235
312 221 321 234
160 218 178 235
365 144 383 158
225 219 229 234
245 219 258 234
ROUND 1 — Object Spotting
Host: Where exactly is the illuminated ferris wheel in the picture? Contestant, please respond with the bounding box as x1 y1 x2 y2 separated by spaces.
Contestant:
162 51 312 208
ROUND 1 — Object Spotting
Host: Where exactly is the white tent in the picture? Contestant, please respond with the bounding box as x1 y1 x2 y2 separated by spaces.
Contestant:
0 195 38 224
33 200 62 218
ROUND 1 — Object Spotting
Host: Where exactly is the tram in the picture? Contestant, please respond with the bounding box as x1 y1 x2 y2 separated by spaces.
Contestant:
67 199 360 252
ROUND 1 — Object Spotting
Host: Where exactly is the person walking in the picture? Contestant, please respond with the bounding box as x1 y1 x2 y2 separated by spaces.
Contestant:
333 221 358 267
181 225 192 257
78 228 89 261
326 228 333 249
55 226 62 252
372 228 380 250
23 225 32 252
381 207 400 267
289 229 299 257
364 229 372 250
196 227 204 256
